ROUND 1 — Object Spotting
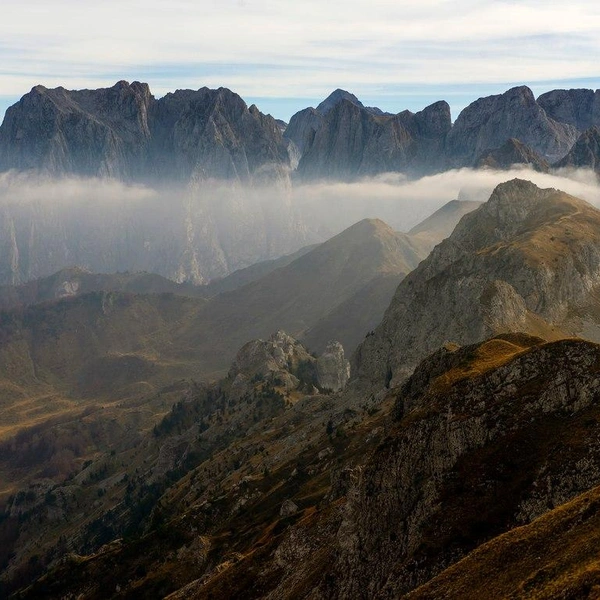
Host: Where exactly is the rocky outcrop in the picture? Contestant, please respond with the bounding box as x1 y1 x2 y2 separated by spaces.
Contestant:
283 108 323 156
475 137 550 172
446 86 578 165
355 179 600 387
0 82 290 184
554 126 600 173
537 88 600 132
229 330 312 383
0 81 153 179
321 337 600 598
182 335 600 600
316 341 350 391
297 98 451 179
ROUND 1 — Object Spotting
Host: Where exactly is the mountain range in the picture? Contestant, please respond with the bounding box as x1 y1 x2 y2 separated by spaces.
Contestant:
0 82 599 290
2 82 600 185
356 178 600 387
4 75 600 600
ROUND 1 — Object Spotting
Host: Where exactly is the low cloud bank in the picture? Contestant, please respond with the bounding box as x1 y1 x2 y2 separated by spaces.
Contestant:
0 166 597 285
293 167 600 236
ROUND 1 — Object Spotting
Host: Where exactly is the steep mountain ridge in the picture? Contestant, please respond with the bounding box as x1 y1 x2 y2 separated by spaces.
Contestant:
407 483 600 599
538 87 600 132
0 81 290 184
181 335 600 599
355 178 600 386
3 82 600 184
555 126 600 173
297 98 451 179
181 217 431 369
30 334 600 599
446 86 578 165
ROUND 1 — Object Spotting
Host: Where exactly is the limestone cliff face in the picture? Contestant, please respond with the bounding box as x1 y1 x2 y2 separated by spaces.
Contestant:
284 89 393 166
148 89 290 185
0 179 308 285
355 179 600 387
297 99 451 179
475 137 550 172
0 81 152 179
283 107 323 156
537 88 600 132
0 82 290 184
316 341 350 391
447 86 578 165
554 126 600 173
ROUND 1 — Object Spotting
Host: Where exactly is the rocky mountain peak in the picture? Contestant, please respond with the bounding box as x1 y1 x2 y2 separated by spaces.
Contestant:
554 125 600 172
354 179 600 387
476 137 550 171
447 86 578 165
537 88 600 131
0 81 289 183
449 178 587 247
316 88 364 114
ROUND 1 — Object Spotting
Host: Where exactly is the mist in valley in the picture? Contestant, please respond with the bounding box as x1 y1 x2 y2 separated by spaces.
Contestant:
0 165 598 286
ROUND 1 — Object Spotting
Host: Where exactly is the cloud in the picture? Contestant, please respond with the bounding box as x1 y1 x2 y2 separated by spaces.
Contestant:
293 167 600 235
0 1 599 120
0 166 598 284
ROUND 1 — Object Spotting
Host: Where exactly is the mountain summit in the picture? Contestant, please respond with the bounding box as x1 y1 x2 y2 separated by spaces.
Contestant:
0 81 290 183
355 178 600 386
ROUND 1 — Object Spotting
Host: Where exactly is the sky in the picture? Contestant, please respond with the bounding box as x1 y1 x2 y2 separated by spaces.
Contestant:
1 0 599 122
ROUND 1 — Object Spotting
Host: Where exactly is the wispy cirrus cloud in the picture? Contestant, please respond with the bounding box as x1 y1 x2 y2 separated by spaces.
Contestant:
0 0 599 120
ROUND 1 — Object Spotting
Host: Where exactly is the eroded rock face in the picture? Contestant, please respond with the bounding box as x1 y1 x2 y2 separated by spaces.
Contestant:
0 81 153 179
325 338 600 598
228 330 315 395
0 82 291 185
355 178 600 387
538 88 600 132
446 86 578 165
217 337 600 600
475 138 550 172
554 126 600 173
297 99 451 179
316 341 350 391
283 107 323 156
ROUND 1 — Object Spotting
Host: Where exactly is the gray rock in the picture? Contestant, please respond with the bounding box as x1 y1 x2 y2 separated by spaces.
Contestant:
355 178 600 388
280 499 299 517
475 138 550 172
554 126 600 173
0 82 291 185
297 99 451 180
229 331 312 391
447 86 578 165
537 88 600 132
316 341 350 391
283 107 323 156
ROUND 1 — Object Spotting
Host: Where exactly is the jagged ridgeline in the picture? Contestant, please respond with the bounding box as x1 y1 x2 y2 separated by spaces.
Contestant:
4 76 600 600
2 82 599 180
